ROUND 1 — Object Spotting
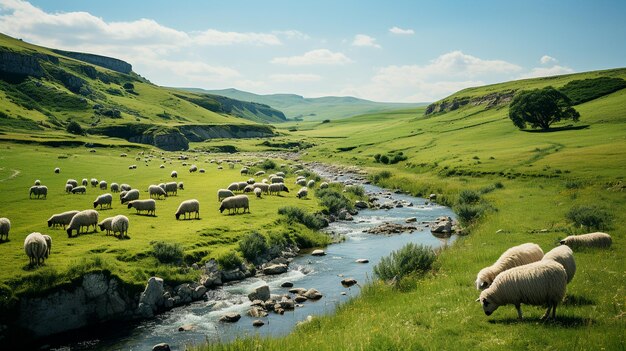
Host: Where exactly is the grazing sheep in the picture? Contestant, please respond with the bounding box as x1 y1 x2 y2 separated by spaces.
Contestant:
240 168 249 175
120 153 127 157
110 183 120 193
319 182 329 189
296 176 305 181
127 199 156 216
199 169 205 173
542 245 576 283
276 172 286 178
71 186 87 195
128 165 137 170
228 162 235 169
164 182 178 196
268 183 289 196
99 180 107 190
189 165 198 173
90 178 98 187
227 182 239 192
247 178 255 184
65 184 74 193
82 178 88 186
0 218 10 241
54 167 60 174
297 187 308 199
120 189 140 204
93 193 113 209
243 185 255 193
42 234 52 258
34 180 41 186
120 184 132 191
254 187 262 198
254 171 265 176
307 180 315 188
559 232 612 249
477 260 567 320
178 182 184 190
29 185 48 199
262 179 268 184
171 171 178 178
66 179 79 188
148 185 167 199
272 177 284 184
160 164 165 169
175 199 200 220
252 183 270 194
476 243 544 290
24 232 48 265
98 217 114 235
119 191 128 202
219 195 249 214
237 182 248 191
48 210 79 228
111 215 129 238
66 210 99 237
296 178 307 186
217 189 235 202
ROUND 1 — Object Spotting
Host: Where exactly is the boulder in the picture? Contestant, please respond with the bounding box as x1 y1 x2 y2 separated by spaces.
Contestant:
355 200 368 209
341 278 358 288
311 249 326 256
294 295 308 303
178 324 193 332
252 319 265 327
364 222 417 235
152 343 171 351
175 284 193 304
405 217 417 223
192 285 207 300
221 268 246 282
138 277 164 317
289 287 308 295
219 312 241 323
355 259 369 264
303 288 323 300
248 285 271 302
262 264 288 275
248 306 268 318
280 299 295 310
281 281 294 288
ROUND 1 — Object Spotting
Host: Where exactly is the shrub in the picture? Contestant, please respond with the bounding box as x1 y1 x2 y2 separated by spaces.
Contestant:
458 189 480 204
238 232 268 263
373 243 436 281
370 170 392 183
374 154 381 162
278 206 327 230
455 203 486 225
260 159 276 170
217 250 243 270
566 205 613 230
321 119 330 123
390 153 407 164
315 188 353 214
345 184 365 197
379 155 390 164
152 241 184 264
66 120 84 135
559 77 626 105
123 82 135 90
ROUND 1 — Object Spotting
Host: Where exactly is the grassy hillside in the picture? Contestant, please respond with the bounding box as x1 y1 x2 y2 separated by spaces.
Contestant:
194 68 626 350
181 87 426 121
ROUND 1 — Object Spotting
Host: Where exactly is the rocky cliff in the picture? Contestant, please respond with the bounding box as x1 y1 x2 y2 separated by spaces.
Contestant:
52 50 132 74
424 90 516 115
0 50 59 78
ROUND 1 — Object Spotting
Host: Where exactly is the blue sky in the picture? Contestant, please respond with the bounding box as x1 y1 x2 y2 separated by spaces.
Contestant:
1 0 624 102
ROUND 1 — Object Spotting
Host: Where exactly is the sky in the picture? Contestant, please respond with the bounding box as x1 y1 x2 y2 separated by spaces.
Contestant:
0 0 625 102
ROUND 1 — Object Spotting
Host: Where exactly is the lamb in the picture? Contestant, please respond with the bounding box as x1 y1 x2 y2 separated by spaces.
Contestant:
319 182 329 189
98 217 114 235
66 179 78 188
276 171 286 178
475 242 544 290
307 180 315 188
296 178 307 186
110 183 120 193
189 165 198 173
175 199 200 220
34 180 41 186
71 186 87 195
82 178 88 186
65 183 74 193
271 177 284 184
29 185 48 199
559 232 612 249
247 178 256 184
0 218 10 241
254 187 262 198
171 171 178 178
127 199 156 216
219 195 249 214
542 245 576 283
42 234 52 258
66 209 99 237
297 187 309 199
178 182 184 190
93 193 113 209
477 260 567 320
48 210 79 228
254 171 265 176
252 183 270 194
24 232 48 265
240 167 249 175
99 180 107 190
243 184 255 193
164 182 178 196
148 185 167 199
227 182 239 192
111 215 129 238
120 184 132 191
54 167 60 174
120 189 140 204
217 189 235 202
268 183 289 196
90 178 99 187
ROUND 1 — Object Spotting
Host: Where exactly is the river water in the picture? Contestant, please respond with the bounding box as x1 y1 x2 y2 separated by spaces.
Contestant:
52 171 456 351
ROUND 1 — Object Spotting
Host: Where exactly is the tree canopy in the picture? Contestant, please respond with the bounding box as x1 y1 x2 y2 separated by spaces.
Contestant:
66 120 84 135
509 86 580 130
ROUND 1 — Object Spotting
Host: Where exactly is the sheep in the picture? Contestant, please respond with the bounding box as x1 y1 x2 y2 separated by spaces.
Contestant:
559 232 612 249
247 178 256 184
297 187 308 199
175 199 200 220
99 180 107 190
254 187 262 198
296 175 305 181
160 164 165 169
319 182 329 189
178 182 184 190
243 184 255 193
217 189 235 202
199 169 205 173
542 245 576 283
271 176 284 184
276 171 286 178
228 162 235 169
24 232 48 265
307 180 315 188
252 183 270 194
128 165 137 170
93 193 113 209
111 215 129 238
98 217 114 235
477 260 567 320
0 218 10 241
42 234 52 258
65 184 74 193
240 167 249 175
227 182 239 192
120 153 127 157
54 167 60 174
120 189 140 204
164 182 178 196
120 184 132 191
254 171 265 176
296 178 307 186
237 182 248 191
66 209 99 237
66 179 79 188
127 199 156 216
268 183 289 196
119 191 128 202
148 185 167 199
171 171 178 178
29 185 48 199
48 210 79 228
219 195 249 214
475 243 544 290
34 180 41 186
110 183 120 193
90 178 98 187
71 186 87 195
82 178 88 186
189 165 198 173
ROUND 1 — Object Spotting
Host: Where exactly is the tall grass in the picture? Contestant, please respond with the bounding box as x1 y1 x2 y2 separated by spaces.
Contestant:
373 243 436 282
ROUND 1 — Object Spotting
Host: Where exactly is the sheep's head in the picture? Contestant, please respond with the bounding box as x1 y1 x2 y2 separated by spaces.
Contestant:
127 202 133 209
477 297 498 316
219 205 225 213
175 213 181 220
559 239 567 245
475 278 490 290
47 220 52 228
93 202 98 209
98 224 105 231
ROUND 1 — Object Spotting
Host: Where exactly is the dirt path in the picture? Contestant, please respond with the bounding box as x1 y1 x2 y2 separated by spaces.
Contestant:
0 168 20 182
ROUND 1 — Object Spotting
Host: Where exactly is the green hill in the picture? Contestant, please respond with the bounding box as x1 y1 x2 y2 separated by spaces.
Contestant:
0 33 282 150
180 87 427 121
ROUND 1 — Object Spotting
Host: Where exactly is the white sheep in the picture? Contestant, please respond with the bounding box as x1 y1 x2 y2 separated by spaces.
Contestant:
254 171 265 176
247 178 256 184
217 189 235 202
297 187 309 199
148 185 167 199
71 186 87 195
228 162 235 169
254 187 262 198
240 167 249 175
199 169 205 173
111 215 129 238
189 165 198 173
276 171 286 178
296 178 307 186
175 199 200 220
99 180 107 190
24 232 48 265
29 185 48 199
164 182 178 196
319 182 329 189
559 232 612 249
243 184 255 193
66 209 99 237
90 178 98 187
272 177 284 184
477 260 567 320
110 183 120 193
65 183 74 193
252 183 270 194
127 199 156 216
268 183 289 196
82 178 88 186
98 217 114 235
42 234 52 258
121 189 140 204
34 180 41 186
120 184 132 191
54 167 60 174
171 171 178 178
93 193 113 209
0 218 10 241
66 179 78 188
47 210 79 228
542 245 576 283
237 181 248 191
475 243 544 290
160 164 165 169
307 179 315 188
219 195 249 214
227 182 239 192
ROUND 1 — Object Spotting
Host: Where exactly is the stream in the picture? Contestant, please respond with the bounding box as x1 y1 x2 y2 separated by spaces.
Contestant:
51 168 457 351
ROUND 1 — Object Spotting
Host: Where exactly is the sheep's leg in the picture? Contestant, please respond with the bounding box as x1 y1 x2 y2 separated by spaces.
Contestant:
515 304 523 319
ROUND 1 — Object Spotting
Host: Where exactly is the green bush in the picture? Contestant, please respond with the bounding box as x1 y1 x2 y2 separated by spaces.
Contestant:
345 184 365 197
374 154 381 162
66 120 84 135
238 232 268 263
123 82 135 90
260 159 276 170
217 250 243 270
152 241 184 264
566 205 613 230
370 170 392 183
454 203 486 225
559 77 626 105
315 188 353 214
458 189 480 204
379 155 390 164
373 243 436 281
278 206 327 230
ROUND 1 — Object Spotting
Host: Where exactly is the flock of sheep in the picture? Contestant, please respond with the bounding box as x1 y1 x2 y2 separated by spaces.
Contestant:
475 232 612 320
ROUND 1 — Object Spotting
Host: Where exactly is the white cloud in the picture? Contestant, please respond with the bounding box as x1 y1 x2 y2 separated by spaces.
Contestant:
271 49 352 66
519 65 574 79
270 73 322 82
352 34 381 48
193 29 281 46
389 26 414 35
540 55 558 64
273 30 310 40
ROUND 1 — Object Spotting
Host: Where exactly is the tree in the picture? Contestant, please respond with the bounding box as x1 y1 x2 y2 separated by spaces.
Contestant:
508 86 580 130
66 120 84 135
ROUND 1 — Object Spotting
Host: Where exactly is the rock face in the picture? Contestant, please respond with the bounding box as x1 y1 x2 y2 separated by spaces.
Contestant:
52 49 132 74
17 273 135 337
424 90 515 115
138 277 165 317
0 51 47 77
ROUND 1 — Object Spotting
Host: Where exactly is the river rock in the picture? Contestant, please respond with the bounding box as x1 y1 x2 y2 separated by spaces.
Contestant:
405 217 417 223
431 216 453 234
380 201 395 210
153 343 171 351
164 297 174 309
355 200 368 209
192 285 207 300
248 285 271 302
355 258 369 263
175 284 193 304
281 281 294 288
338 209 353 221
290 287 308 295
341 278 358 288
262 264 288 275
221 268 246 282
294 295 308 303
178 324 193 332
138 277 164 317
252 319 265 327
311 249 326 256
219 312 241 323
248 306 268 318
280 299 295 310
364 222 417 235
303 288 323 300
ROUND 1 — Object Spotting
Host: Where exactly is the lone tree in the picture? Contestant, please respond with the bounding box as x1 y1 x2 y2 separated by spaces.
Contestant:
66 120 84 135
509 86 580 130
